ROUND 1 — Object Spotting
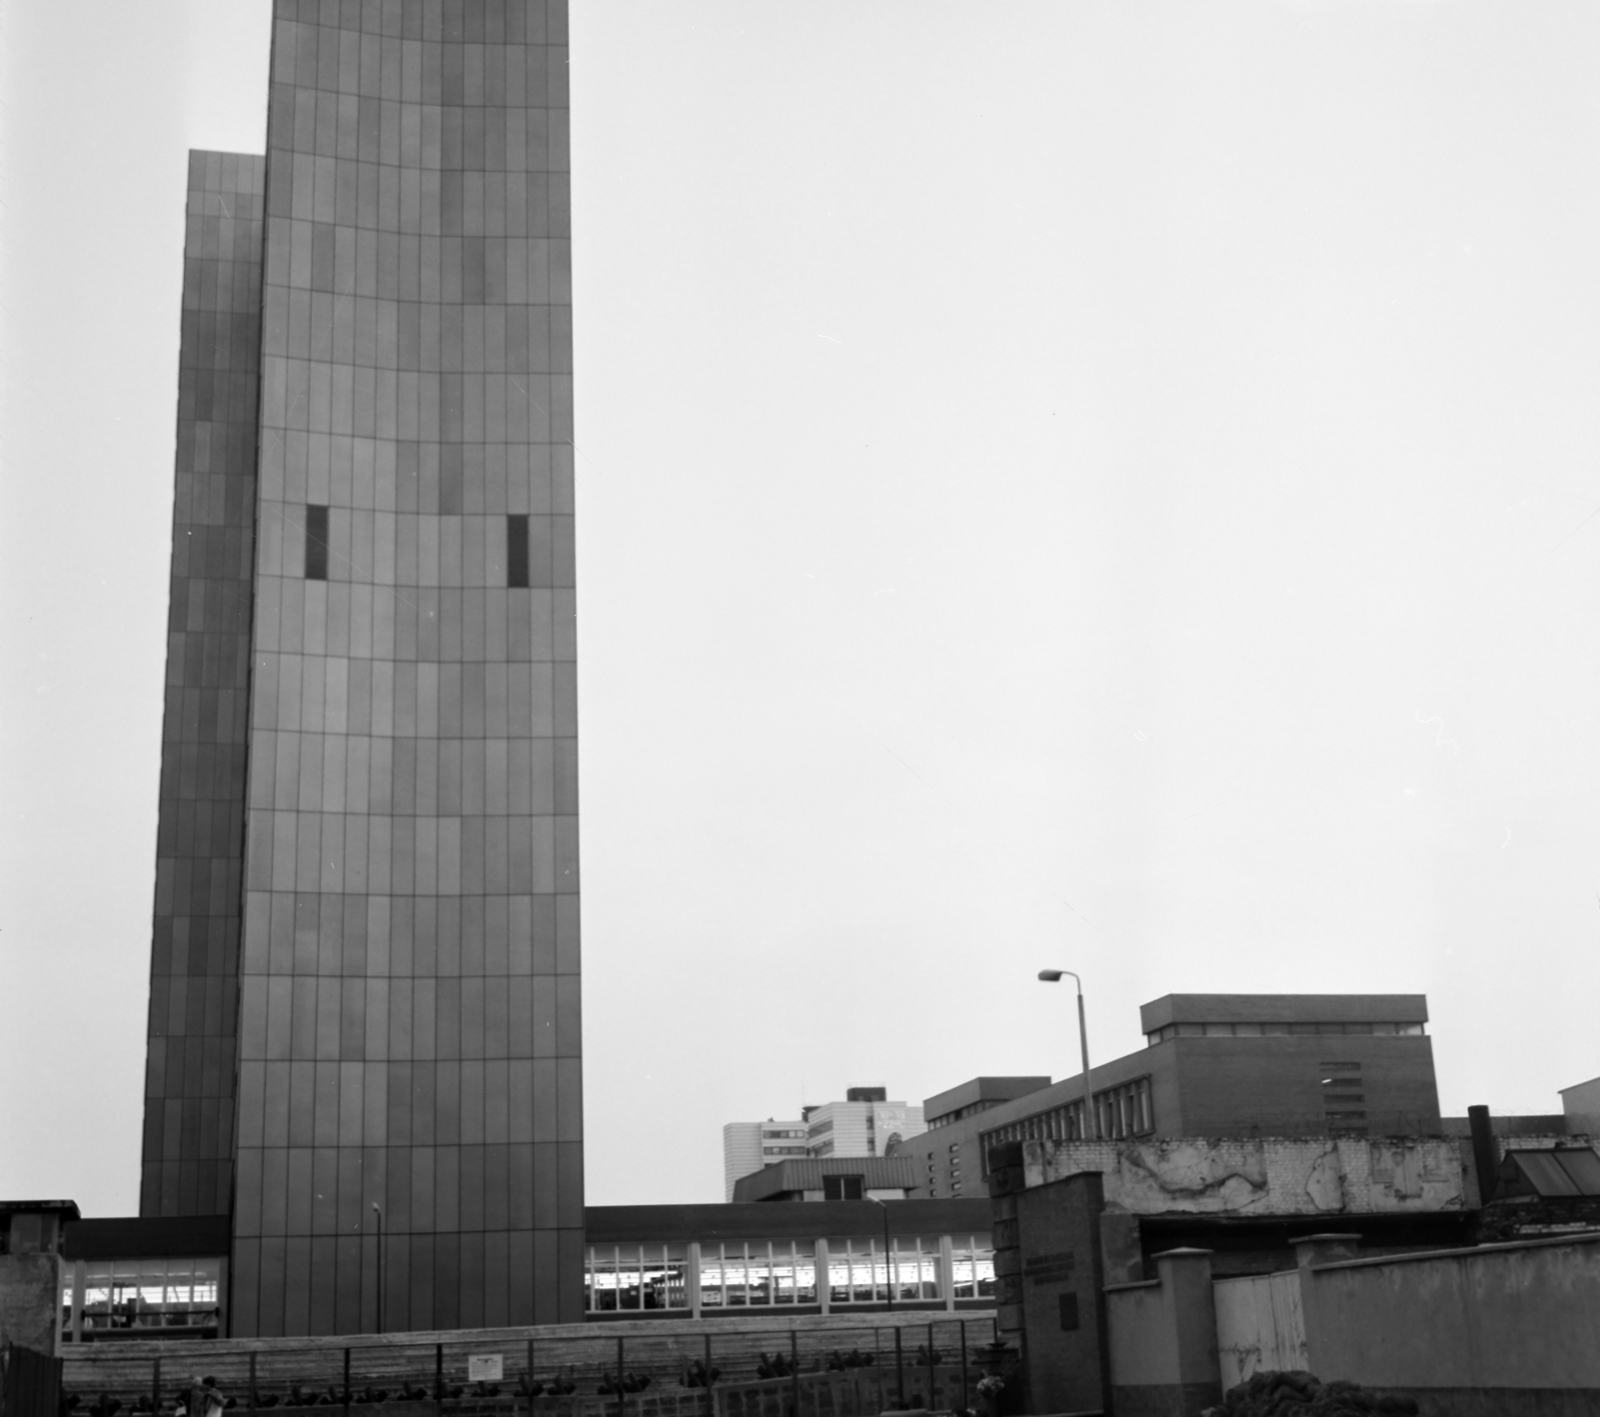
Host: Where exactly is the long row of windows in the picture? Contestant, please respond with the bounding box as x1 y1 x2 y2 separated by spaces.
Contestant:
304 505 534 587
1145 1021 1426 1045
583 1235 994 1314
979 1076 1156 1165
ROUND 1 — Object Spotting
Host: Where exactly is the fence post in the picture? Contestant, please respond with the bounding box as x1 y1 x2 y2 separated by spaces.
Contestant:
249 1353 257 1417
894 1326 904 1407
153 1356 163 1415
343 1348 351 1407
435 1343 445 1417
527 1336 535 1395
958 1320 967 1413
789 1331 799 1417
616 1336 625 1417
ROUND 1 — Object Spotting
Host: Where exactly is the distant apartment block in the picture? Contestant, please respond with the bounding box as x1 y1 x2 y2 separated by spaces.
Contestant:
722 1120 809 1202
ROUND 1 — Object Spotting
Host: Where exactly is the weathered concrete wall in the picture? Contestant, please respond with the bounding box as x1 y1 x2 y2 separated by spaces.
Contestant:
1021 1136 1468 1216
1105 1249 1221 1417
1307 1232 1600 1402
0 1252 61 1355
990 1152 1111 1417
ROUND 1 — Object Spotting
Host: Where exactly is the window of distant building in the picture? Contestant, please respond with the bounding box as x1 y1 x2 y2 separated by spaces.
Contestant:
822 1175 864 1201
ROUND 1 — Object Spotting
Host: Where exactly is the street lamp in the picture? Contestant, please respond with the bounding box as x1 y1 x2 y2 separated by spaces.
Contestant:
371 1203 385 1334
1037 969 1100 1139
867 1196 894 1311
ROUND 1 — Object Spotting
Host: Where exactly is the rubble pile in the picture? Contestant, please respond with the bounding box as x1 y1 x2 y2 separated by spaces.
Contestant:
1203 1370 1420 1416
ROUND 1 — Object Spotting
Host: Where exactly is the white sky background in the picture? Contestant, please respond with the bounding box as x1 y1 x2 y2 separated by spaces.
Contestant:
4 2 1600 1214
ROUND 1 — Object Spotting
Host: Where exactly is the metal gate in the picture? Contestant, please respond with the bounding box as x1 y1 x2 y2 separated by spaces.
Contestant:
2 1343 63 1417
1213 1271 1307 1387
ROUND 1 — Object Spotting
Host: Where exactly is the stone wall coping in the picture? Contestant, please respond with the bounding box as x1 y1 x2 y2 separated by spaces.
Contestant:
1309 1228 1600 1274
1101 1280 1161 1294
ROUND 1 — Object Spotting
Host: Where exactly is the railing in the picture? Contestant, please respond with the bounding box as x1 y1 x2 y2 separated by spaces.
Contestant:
61 1315 996 1417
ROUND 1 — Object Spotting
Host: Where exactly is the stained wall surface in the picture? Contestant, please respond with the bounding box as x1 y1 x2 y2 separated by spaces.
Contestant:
141 151 267 1222
231 0 582 1334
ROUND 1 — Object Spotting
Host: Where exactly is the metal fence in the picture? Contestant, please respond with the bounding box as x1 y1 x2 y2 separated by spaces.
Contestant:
3 1343 63 1417
61 1317 999 1417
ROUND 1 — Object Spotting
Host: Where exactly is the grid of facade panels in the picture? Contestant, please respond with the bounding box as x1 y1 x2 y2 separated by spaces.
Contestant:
231 0 582 1334
142 152 267 1222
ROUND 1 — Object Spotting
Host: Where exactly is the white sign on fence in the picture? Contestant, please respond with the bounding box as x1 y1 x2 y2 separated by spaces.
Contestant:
468 1355 504 1383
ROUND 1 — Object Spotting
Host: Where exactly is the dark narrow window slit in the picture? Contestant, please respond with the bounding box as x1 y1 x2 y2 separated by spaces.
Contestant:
507 514 530 588
305 504 329 580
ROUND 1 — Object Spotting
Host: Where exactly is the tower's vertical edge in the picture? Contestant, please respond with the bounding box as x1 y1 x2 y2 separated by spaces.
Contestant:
141 151 268 1223
232 0 582 1334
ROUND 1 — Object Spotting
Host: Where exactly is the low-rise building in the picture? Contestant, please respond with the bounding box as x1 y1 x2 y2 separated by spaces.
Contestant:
905 993 1442 1200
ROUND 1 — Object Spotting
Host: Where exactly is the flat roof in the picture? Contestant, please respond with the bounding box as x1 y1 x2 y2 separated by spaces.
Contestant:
0 1200 81 1219
924 1076 1052 1122
1141 993 1429 1032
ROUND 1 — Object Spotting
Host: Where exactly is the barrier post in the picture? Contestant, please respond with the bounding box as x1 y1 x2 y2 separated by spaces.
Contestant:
789 1331 799 1417
958 1320 968 1412
615 1336 625 1417
894 1326 905 1407
249 1353 257 1417
153 1357 163 1416
435 1343 445 1417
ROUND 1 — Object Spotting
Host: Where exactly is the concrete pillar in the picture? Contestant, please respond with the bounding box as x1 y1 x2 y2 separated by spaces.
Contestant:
0 1202 77 1357
1149 1248 1222 1407
1292 1232 1361 1379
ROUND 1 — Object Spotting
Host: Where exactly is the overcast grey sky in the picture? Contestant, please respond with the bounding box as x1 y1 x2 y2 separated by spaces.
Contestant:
4 2 1600 1213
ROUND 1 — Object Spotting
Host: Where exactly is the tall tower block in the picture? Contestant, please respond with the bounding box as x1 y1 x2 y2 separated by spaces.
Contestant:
141 0 584 1335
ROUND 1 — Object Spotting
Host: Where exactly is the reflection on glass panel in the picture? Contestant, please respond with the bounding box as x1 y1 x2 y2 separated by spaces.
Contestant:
952 1234 996 1300
894 1238 941 1302
584 1244 690 1313
77 1258 223 1334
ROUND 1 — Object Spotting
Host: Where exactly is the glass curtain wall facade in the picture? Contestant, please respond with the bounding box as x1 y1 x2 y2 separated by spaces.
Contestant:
142 0 584 1336
142 152 267 1221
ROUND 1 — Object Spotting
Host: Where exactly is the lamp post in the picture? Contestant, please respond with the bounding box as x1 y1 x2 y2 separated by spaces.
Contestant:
1037 969 1100 1139
371 1203 385 1334
868 1197 894 1311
